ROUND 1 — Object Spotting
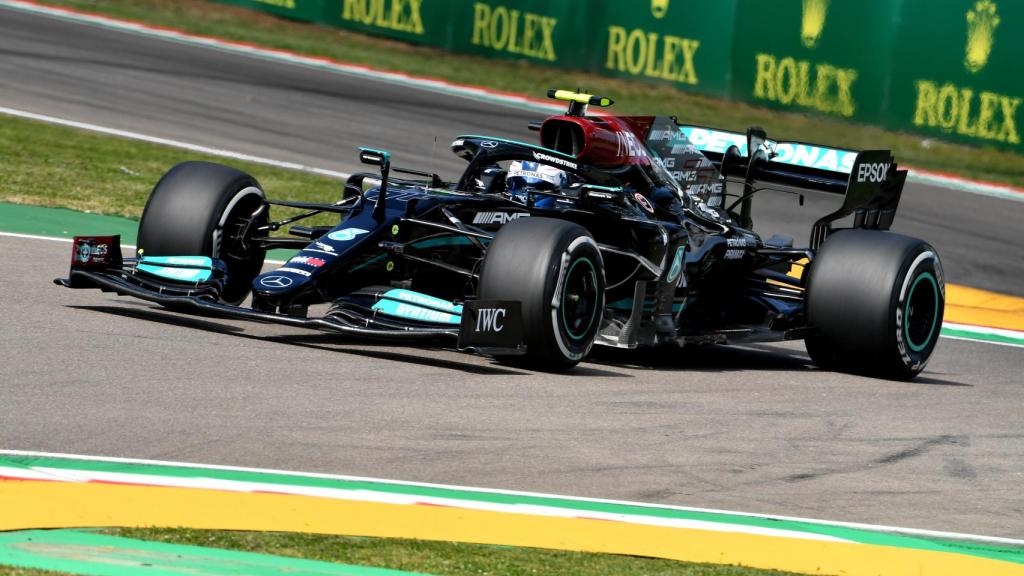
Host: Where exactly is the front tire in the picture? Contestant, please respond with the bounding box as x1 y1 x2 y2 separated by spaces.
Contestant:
479 218 605 371
804 230 945 380
138 161 267 304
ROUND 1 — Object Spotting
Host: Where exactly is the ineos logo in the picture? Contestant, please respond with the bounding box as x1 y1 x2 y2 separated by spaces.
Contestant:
475 308 506 332
260 275 292 288
856 162 891 183
615 130 645 158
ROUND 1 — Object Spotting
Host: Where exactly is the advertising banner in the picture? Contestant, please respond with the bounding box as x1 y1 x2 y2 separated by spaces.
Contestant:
325 0 448 45
217 0 330 23
449 0 590 68
888 0 1022 151
217 0 1024 152
731 0 902 123
589 1 737 96
323 1 587 68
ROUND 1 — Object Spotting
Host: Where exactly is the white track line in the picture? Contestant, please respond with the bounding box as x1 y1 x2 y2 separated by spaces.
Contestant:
0 465 850 543
0 0 560 116
0 231 286 264
941 321 1024 348
2 449 1022 546
943 322 1024 340
6 101 1023 211
0 106 349 180
906 169 1024 202
0 231 75 243
940 334 1024 348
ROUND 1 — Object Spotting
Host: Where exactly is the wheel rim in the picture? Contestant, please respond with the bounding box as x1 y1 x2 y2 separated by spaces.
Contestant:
221 208 259 265
905 271 939 353
561 257 599 341
218 191 265 303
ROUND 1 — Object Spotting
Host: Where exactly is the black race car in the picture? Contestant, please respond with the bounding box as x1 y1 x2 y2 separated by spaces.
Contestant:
58 90 944 378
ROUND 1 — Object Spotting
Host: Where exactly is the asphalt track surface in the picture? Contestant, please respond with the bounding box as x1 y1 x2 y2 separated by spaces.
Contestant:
1 6 1023 538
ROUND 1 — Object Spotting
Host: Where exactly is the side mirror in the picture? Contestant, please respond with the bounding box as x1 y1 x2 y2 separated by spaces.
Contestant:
721 145 743 178
359 148 390 167
746 126 767 159
741 127 769 230
358 148 391 219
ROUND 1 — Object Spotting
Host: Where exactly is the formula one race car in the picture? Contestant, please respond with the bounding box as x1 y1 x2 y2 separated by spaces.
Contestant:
57 90 944 378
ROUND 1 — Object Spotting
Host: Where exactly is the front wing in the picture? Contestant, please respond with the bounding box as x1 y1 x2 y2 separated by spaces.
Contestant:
56 235 525 352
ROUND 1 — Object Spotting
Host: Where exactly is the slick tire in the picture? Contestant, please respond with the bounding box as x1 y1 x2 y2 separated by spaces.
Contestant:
804 229 945 380
479 218 605 372
138 161 267 305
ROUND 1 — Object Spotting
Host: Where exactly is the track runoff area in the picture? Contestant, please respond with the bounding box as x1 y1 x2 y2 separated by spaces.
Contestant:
1 451 1023 576
0 2 1022 575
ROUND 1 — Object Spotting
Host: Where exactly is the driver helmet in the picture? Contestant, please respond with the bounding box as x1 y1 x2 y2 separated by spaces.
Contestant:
506 161 567 207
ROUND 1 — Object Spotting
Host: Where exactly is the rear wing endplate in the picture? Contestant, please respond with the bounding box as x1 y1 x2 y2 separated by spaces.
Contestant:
677 125 906 249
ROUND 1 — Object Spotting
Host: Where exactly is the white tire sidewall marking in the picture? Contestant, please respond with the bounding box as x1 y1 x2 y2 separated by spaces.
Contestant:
549 235 603 362
212 186 264 258
895 250 942 370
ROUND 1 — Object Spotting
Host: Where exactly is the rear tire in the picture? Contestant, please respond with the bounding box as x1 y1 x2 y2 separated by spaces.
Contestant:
479 218 605 372
138 161 267 304
805 230 944 380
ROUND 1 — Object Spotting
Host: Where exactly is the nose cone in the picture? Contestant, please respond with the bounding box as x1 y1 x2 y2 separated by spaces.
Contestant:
253 271 305 294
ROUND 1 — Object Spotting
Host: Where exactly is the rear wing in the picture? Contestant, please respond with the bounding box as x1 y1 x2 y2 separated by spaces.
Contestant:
677 125 907 249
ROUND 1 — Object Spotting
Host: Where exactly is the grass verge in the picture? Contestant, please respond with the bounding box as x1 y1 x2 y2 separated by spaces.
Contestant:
27 0 1024 188
78 528 802 576
0 113 341 227
0 528 811 575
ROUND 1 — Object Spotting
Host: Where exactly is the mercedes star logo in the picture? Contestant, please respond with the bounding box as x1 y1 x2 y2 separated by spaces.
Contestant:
480 141 499 148
260 275 293 288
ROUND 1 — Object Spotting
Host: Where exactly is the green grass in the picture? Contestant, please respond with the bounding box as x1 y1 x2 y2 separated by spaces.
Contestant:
87 528 804 576
0 112 341 226
0 528 812 575
28 0 1024 188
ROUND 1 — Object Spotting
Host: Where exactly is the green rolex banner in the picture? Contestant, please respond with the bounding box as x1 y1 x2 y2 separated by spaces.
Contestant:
590 1 737 96
217 0 331 23
888 0 1022 149
327 0 439 43
324 1 587 67
731 0 902 123
215 0 1024 153
451 0 589 66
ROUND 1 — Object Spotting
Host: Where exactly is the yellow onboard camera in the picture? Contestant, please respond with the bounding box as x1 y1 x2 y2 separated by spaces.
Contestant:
547 89 614 116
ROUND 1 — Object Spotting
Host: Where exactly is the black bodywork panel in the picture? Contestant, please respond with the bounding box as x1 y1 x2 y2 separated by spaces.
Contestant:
58 118 906 352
